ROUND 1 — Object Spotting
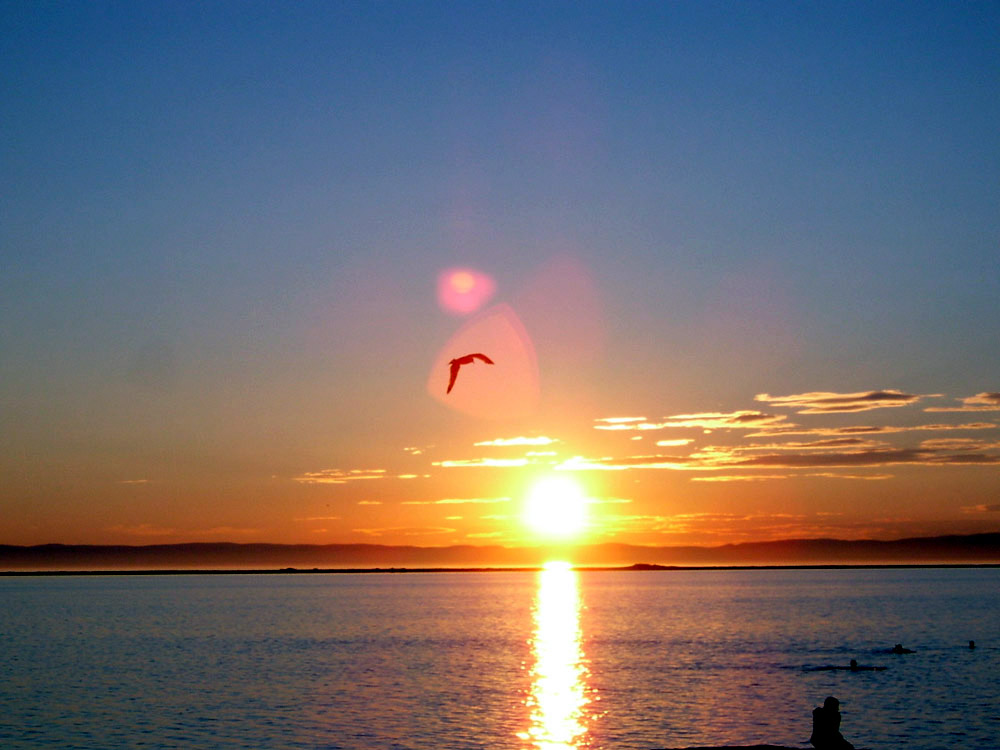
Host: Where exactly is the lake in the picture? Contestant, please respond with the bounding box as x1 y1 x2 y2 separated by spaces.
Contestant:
1 567 997 749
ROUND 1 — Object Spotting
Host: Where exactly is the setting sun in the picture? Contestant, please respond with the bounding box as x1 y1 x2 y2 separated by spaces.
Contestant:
523 477 589 538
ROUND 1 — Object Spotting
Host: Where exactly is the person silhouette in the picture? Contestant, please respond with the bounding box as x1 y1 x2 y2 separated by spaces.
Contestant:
810 696 855 749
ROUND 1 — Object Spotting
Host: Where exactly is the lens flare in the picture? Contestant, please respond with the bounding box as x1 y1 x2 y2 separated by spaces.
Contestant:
437 267 496 315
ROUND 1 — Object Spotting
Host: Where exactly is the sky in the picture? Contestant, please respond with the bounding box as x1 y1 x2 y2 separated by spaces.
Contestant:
2 1 999 551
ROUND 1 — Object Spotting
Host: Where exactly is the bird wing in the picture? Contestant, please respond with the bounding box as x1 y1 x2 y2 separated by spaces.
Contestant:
470 352 494 364
446 360 461 393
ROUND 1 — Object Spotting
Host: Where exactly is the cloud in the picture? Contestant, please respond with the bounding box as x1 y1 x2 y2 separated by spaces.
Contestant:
961 503 1000 513
735 447 1000 468
433 457 532 468
692 472 893 482
401 497 510 505
358 500 382 505
474 436 559 446
656 438 694 447
293 469 387 484
739 437 887 451
557 440 1000 473
691 474 789 482
755 390 925 413
748 422 997 437
925 392 1000 412
596 411 788 431
352 526 456 537
118 479 151 485
294 516 341 521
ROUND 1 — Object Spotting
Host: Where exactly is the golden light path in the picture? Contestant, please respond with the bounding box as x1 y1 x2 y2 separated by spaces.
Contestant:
520 561 594 749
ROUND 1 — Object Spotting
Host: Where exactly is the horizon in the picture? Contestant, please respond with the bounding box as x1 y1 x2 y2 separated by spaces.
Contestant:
4 531 998 571
3 3 1000 551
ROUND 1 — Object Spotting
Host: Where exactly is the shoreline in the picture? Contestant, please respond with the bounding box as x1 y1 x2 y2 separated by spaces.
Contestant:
3 562 999 576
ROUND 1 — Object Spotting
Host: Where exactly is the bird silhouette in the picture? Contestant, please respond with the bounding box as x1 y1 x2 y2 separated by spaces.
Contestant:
447 352 494 393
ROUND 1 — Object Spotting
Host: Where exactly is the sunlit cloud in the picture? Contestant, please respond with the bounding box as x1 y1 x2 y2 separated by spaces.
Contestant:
962 504 1000 513
734 447 1000 468
739 437 888 451
558 439 1000 473
594 411 787 431
433 457 532 468
594 416 646 425
467 531 506 539
118 479 151 485
661 411 787 429
474 436 559 446
806 472 893 480
925 392 1000 412
691 474 791 482
402 497 510 505
293 469 387 484
749 422 997 437
755 389 926 413
353 526 456 537
919 438 1000 451
294 515 341 521
656 438 694 447
691 472 893 482
358 500 382 505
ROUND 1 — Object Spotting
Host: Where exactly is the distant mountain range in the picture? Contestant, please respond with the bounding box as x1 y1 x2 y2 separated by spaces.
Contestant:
2 532 998 571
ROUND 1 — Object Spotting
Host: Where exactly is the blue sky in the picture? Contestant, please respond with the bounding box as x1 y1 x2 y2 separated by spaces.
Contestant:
2 1 998 547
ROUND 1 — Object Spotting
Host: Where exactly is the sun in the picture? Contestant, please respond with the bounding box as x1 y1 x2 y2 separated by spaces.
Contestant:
523 476 588 538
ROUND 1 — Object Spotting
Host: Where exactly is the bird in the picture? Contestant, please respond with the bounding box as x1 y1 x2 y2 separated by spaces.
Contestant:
446 352 494 393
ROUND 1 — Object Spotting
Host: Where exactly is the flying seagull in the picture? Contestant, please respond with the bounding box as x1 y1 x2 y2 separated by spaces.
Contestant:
447 352 494 394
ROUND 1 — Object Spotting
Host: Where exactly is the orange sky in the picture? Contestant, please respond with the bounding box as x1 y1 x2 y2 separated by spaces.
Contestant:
3 4 999 549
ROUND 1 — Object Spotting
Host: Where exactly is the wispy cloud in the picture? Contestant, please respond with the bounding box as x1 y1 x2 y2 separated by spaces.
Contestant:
691 474 789 482
433 458 532 468
358 500 382 505
353 526 455 537
756 390 926 413
402 497 510 505
474 436 559 446
294 515 341 521
595 411 788 431
118 479 151 485
925 392 1000 412
962 503 1000 513
293 469 387 484
749 422 996 437
692 472 893 482
558 442 1000 473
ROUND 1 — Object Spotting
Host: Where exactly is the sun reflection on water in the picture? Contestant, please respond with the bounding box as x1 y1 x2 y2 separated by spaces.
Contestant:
520 561 594 749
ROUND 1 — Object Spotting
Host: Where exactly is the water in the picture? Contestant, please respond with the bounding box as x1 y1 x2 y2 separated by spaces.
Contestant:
1 567 998 749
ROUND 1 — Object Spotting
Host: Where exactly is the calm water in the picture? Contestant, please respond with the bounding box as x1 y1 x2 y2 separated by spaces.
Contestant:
1 567 998 749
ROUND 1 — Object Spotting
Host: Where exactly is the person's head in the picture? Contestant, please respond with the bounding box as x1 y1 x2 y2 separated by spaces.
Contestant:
824 697 840 710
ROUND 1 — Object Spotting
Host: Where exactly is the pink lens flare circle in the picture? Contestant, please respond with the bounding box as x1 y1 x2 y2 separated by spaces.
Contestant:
437 267 496 315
